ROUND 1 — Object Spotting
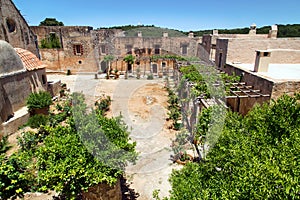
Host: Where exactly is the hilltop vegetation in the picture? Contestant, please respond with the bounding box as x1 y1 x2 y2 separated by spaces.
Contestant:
99 24 300 38
100 24 187 37
192 24 300 37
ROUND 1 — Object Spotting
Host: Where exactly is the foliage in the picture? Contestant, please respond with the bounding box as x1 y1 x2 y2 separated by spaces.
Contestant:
40 34 61 49
95 95 112 115
26 114 49 128
151 55 187 62
147 73 154 80
26 91 52 111
167 87 181 130
170 130 190 161
123 54 135 65
17 131 39 151
103 55 115 62
168 94 300 199
0 151 34 199
35 125 123 198
1 92 137 199
99 25 186 37
39 18 64 26
193 24 300 37
0 136 11 154
195 107 212 139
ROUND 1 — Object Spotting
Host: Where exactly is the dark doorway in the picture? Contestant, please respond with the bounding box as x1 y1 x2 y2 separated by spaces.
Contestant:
152 64 158 73
128 64 132 73
218 53 223 69
101 61 107 73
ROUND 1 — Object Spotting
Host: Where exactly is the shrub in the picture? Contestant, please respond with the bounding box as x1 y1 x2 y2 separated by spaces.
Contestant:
26 91 52 112
27 114 49 128
147 73 154 80
0 136 11 154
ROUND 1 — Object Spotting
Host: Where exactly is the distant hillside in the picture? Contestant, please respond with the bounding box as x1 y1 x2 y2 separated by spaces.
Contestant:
100 24 300 38
192 24 300 38
100 25 187 37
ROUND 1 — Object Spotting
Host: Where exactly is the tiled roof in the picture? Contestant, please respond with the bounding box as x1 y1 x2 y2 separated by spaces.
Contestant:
14 48 46 71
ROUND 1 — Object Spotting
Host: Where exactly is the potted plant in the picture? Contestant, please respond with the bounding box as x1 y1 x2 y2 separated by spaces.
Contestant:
114 69 119 79
26 91 52 116
175 151 193 165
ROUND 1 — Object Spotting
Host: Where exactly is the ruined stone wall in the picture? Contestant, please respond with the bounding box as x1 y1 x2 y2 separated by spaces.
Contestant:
199 35 211 61
82 179 122 200
0 0 38 57
112 36 198 57
31 26 99 73
0 68 47 124
215 39 228 69
271 81 300 100
224 38 300 64
39 48 98 73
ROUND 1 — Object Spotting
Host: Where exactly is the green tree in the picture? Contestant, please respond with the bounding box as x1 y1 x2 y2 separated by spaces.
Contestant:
103 55 115 78
168 94 300 199
123 54 135 74
39 18 64 26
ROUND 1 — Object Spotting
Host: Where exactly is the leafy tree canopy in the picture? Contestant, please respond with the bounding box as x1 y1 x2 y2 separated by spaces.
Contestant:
168 94 300 199
39 18 64 26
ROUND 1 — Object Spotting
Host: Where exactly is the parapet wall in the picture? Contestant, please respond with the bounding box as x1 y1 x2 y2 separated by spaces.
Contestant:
0 68 47 124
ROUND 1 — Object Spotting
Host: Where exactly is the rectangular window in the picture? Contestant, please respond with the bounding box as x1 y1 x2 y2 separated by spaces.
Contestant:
73 44 83 56
182 45 188 55
125 45 133 54
100 45 106 54
154 45 160 54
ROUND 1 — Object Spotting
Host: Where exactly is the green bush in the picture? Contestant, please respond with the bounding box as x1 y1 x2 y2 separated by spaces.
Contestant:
0 151 34 199
0 136 11 154
27 114 49 128
168 94 300 199
147 73 154 80
17 131 40 151
26 91 52 112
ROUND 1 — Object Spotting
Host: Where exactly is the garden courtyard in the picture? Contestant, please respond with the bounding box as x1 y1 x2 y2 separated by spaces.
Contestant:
46 74 183 199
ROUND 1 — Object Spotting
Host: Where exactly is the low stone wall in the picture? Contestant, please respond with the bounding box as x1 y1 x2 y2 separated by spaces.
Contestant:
272 81 300 100
82 179 122 200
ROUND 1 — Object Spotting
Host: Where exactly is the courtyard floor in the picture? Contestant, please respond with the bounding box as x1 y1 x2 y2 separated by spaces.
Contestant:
47 74 182 199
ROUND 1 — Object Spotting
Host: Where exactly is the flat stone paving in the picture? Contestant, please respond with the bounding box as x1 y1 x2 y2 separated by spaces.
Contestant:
47 74 182 199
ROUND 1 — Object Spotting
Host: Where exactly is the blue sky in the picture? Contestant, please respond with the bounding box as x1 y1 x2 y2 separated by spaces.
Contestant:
13 0 299 31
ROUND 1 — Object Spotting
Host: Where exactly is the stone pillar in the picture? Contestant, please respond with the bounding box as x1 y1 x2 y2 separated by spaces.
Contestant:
188 32 194 38
254 50 271 72
268 25 278 38
249 23 257 35
163 32 168 38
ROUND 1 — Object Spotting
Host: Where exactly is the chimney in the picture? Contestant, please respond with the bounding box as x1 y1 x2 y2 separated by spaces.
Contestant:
188 32 194 38
249 23 257 35
213 29 218 35
254 50 271 72
137 31 142 37
268 25 278 38
163 32 168 38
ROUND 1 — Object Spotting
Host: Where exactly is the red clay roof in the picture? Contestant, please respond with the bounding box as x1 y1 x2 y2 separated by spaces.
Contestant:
14 48 46 71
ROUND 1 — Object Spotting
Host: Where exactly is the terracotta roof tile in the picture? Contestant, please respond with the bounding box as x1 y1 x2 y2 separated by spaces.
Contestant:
14 48 46 71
